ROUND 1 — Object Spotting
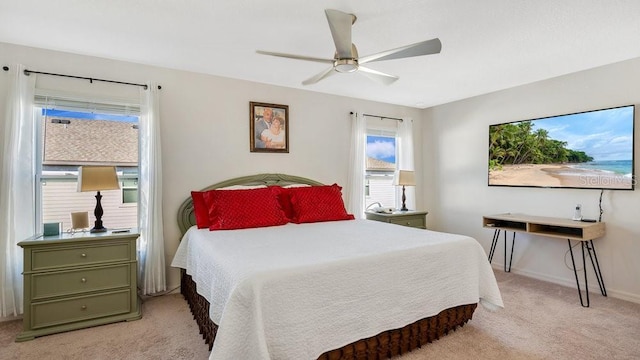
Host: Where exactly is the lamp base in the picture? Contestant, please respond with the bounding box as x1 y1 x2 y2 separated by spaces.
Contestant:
91 191 107 233
400 185 409 211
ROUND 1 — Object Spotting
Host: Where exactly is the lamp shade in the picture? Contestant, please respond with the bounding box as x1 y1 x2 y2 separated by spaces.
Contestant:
77 166 120 192
392 170 416 186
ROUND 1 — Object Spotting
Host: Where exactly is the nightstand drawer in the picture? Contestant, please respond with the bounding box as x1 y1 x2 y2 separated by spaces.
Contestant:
31 242 131 271
32 264 131 300
390 217 425 228
31 289 131 329
365 210 428 229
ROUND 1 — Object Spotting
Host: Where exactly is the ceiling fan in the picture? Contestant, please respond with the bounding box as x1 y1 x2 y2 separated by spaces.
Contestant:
256 9 442 86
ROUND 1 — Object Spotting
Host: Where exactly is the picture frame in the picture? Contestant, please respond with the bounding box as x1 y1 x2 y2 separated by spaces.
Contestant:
250 102 289 153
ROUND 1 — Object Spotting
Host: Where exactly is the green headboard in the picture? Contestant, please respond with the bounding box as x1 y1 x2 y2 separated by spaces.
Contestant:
176 173 324 235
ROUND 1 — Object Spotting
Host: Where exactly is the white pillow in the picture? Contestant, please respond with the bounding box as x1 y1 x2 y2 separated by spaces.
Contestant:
217 185 266 190
282 184 312 188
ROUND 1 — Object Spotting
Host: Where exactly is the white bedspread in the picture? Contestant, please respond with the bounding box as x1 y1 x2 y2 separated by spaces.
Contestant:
171 219 503 360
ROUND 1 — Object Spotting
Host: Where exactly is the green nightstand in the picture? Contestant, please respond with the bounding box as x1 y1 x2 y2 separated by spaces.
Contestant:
16 230 142 341
365 210 429 229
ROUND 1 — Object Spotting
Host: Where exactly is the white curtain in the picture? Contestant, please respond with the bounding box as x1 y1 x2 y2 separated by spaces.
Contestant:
137 82 166 295
346 112 366 218
0 64 36 317
397 117 416 210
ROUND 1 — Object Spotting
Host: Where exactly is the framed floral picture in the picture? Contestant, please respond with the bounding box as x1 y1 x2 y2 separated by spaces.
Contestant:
249 101 289 153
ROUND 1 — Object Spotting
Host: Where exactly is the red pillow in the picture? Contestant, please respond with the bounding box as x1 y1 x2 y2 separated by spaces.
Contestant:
203 187 288 230
192 185 267 228
289 184 355 224
269 186 295 221
191 191 212 229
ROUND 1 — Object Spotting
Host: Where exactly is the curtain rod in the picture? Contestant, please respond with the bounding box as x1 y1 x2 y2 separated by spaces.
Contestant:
3 65 161 90
361 113 403 121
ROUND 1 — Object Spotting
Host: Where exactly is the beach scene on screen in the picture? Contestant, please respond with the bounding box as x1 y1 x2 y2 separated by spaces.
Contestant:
488 106 634 190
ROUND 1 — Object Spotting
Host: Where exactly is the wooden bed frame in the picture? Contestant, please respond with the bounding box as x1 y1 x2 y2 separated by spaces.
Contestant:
177 173 477 360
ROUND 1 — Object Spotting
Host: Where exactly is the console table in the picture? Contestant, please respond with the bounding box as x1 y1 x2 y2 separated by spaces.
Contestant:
483 213 606 307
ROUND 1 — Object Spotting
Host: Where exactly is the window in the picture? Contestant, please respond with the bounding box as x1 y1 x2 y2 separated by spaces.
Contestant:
121 178 139 205
34 94 139 231
365 126 397 209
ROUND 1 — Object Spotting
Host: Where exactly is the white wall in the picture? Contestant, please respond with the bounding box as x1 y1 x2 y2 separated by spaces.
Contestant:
423 57 640 302
0 42 424 290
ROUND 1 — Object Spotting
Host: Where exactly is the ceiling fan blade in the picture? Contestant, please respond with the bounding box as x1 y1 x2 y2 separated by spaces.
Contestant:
256 50 334 64
358 66 399 85
359 38 442 64
325 9 356 59
302 67 336 85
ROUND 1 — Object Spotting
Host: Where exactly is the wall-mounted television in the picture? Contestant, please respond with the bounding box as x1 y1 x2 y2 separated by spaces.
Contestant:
488 105 635 190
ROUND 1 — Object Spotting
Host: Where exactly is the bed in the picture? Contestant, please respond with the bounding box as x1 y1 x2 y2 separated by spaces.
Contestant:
171 173 502 360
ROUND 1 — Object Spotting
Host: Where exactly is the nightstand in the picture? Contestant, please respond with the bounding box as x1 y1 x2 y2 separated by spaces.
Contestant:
16 230 142 341
365 210 429 229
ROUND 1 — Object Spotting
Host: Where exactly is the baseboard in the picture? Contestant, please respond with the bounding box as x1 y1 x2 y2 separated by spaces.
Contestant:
139 283 182 300
0 314 22 323
490 263 640 305
606 289 640 304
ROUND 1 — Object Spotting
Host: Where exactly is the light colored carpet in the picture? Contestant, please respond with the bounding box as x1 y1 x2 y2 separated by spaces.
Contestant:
1 270 639 360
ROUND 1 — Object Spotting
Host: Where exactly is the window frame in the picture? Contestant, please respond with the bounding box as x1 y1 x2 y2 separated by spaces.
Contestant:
33 92 141 230
364 122 399 209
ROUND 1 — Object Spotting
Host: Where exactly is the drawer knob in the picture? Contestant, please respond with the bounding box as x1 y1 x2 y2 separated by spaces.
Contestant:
81 253 87 258
81 278 87 283
406 222 411 225
81 305 87 310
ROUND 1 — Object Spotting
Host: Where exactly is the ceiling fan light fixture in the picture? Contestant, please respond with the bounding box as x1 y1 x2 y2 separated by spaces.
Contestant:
334 59 359 73
256 9 441 85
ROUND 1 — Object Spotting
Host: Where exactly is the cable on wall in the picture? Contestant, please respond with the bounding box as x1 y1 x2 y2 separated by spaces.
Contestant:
598 189 604 222
2 65 161 90
566 188 605 270
564 241 583 272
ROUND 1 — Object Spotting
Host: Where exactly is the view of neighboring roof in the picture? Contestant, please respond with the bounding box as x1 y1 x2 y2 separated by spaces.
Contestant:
43 116 138 166
366 157 394 171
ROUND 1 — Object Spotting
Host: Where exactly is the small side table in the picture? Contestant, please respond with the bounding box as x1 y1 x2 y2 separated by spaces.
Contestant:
365 210 428 229
16 229 142 341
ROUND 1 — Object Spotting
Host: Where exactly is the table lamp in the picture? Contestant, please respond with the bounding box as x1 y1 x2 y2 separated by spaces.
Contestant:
393 170 415 211
77 166 120 233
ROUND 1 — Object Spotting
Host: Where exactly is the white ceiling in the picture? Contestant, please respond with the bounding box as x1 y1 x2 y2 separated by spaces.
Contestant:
2 0 640 108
